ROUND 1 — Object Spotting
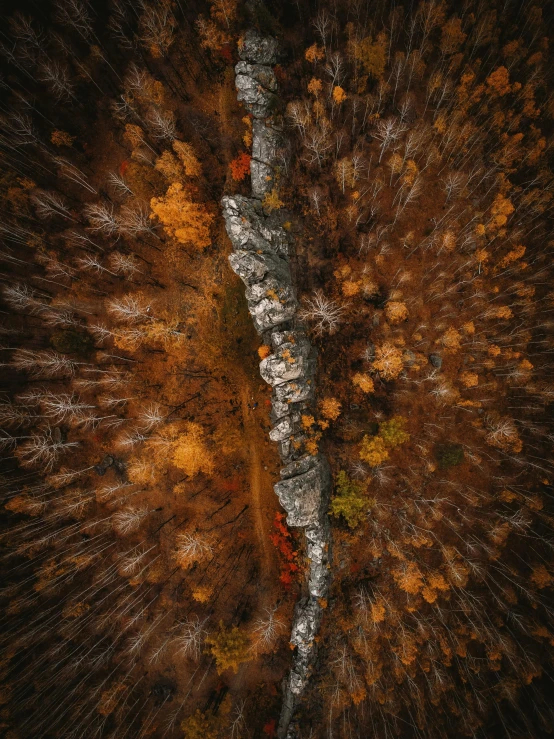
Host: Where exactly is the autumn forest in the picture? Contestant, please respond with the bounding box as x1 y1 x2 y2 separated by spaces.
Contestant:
0 0 553 737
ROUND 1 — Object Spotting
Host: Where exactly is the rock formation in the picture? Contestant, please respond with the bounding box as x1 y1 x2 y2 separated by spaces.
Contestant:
221 28 333 739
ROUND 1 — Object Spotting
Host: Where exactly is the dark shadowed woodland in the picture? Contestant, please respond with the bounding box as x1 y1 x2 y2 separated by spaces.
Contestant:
0 0 553 737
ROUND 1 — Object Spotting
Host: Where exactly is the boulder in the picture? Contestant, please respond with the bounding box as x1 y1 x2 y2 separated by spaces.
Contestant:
274 378 314 403
306 522 331 597
274 458 330 527
269 416 294 442
280 453 320 480
228 250 290 287
290 596 322 653
252 118 285 164
251 159 275 198
221 195 290 256
271 398 292 422
238 28 279 65
235 62 279 118
259 341 312 386
248 290 297 333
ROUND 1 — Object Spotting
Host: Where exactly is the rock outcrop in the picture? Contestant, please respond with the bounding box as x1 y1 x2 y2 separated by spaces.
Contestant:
221 28 333 739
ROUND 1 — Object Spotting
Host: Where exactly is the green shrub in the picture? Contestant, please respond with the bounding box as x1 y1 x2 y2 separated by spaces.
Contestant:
435 443 464 469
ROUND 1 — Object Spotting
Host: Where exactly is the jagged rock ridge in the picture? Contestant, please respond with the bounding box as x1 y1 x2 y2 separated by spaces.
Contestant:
221 29 333 739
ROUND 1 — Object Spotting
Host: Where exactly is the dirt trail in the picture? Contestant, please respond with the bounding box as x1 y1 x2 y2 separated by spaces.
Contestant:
239 384 272 581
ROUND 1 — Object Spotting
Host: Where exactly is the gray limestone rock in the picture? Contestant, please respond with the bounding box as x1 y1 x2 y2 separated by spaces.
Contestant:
247 287 297 333
429 353 443 368
245 274 290 305
228 249 290 287
269 416 294 442
235 62 279 118
252 118 285 164
221 195 290 256
271 398 292 422
251 159 275 198
238 28 279 65
274 457 330 527
224 30 335 739
259 341 312 386
306 522 331 597
290 596 322 655
235 61 277 92
280 453 319 480
273 378 314 404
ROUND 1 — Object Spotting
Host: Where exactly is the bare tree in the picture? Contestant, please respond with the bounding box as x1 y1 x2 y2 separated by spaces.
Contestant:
0 401 34 428
107 294 152 323
146 108 177 141
286 100 312 136
55 0 94 42
117 546 151 576
53 157 97 194
8 349 80 378
302 125 333 168
108 252 140 277
40 392 95 424
38 60 74 101
325 52 344 95
0 111 38 147
32 190 74 220
112 506 151 535
75 254 118 276
107 172 133 199
137 403 164 430
441 171 466 202
17 426 80 471
230 700 247 739
2 283 49 314
118 202 156 237
138 2 177 58
83 202 120 235
35 252 76 280
373 117 407 163
173 616 208 661
108 0 134 49
313 9 331 51
299 291 344 335
309 188 322 214
252 607 285 650
174 532 214 568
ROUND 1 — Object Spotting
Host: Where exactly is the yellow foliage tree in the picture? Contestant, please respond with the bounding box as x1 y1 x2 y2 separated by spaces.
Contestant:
320 397 342 420
305 43 324 63
352 373 374 393
150 182 213 248
172 141 202 177
308 77 323 96
172 423 214 476
262 188 284 211
385 301 408 324
359 435 389 466
372 343 404 380
333 86 347 105
349 33 387 80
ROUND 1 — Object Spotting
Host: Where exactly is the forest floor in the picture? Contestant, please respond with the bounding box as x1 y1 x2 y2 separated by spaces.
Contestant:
239 384 272 581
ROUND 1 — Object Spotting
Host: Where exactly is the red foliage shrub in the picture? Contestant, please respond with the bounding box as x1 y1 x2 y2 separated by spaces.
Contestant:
229 151 251 181
270 512 299 589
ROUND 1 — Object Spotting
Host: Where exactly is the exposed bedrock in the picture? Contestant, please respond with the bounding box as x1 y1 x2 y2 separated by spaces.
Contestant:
221 28 332 739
